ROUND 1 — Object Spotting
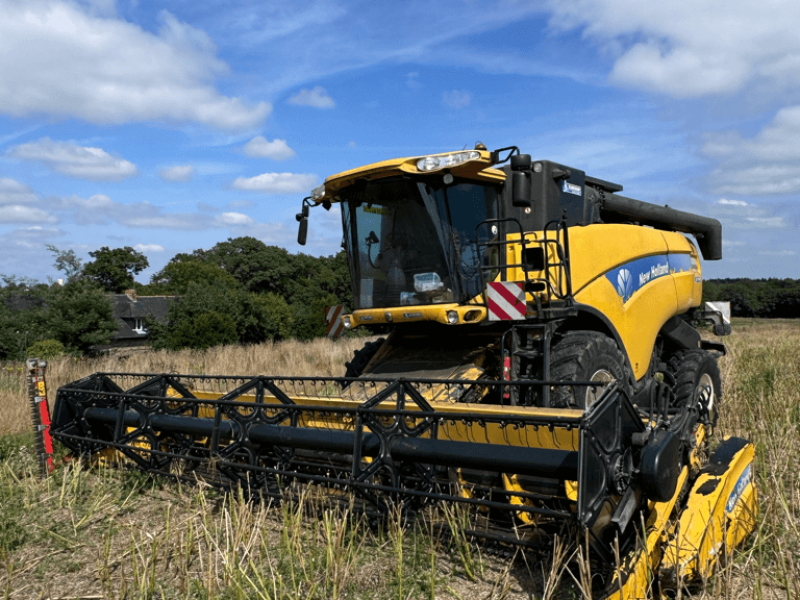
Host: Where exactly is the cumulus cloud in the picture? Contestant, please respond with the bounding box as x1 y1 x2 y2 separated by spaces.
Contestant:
0 205 56 224
545 0 800 99
134 244 165 254
702 106 800 195
442 90 471 109
0 178 38 205
288 86 335 109
242 136 296 160
710 196 791 229
158 165 195 182
217 212 254 226
0 1 269 129
0 177 55 224
43 193 253 230
9 138 137 181
232 172 318 194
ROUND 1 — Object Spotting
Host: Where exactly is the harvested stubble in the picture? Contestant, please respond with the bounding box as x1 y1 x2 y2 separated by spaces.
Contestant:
0 323 797 599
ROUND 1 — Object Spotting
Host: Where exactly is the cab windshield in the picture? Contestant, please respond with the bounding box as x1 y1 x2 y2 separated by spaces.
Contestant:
340 177 499 309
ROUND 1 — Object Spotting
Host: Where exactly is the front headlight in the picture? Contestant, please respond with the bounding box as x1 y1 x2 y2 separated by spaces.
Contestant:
311 185 326 201
416 151 481 173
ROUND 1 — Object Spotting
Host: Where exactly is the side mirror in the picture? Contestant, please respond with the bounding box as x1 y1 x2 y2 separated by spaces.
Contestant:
297 217 308 245
511 154 532 208
296 199 310 245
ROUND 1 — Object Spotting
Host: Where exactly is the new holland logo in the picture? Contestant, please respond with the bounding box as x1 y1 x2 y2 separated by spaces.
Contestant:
616 269 633 300
606 254 682 304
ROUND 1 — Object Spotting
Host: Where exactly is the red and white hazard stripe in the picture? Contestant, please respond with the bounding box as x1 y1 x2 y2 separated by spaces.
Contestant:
487 282 526 321
325 305 346 338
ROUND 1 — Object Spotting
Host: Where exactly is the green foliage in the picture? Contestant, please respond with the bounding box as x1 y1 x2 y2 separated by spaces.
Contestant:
25 339 65 360
83 246 149 293
148 237 354 348
703 278 800 318
152 283 295 350
168 311 239 350
46 280 118 354
206 236 294 295
149 260 240 295
0 284 52 360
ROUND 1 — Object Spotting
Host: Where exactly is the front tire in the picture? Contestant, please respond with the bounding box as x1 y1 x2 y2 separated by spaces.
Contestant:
550 331 630 409
343 338 385 385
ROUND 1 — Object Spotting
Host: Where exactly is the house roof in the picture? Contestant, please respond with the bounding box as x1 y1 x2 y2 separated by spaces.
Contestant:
112 294 174 339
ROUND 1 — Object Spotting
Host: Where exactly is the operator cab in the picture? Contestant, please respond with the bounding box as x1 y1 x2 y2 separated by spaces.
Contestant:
340 176 500 309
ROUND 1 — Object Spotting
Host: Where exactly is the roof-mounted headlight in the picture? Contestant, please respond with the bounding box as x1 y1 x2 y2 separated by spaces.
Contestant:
311 185 326 201
416 151 481 173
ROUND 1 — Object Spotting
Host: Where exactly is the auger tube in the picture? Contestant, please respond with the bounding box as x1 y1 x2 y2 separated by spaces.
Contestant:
599 193 722 260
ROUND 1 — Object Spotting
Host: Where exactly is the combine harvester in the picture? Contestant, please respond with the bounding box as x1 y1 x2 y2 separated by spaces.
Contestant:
52 145 756 598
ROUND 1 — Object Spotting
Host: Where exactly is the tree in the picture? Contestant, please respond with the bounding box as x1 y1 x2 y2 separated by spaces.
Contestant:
149 260 240 295
206 237 294 295
151 281 296 350
168 311 239 350
46 280 118 354
46 244 83 281
83 246 149 293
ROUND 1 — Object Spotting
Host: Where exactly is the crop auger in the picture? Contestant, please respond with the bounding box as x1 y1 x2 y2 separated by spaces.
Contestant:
53 144 756 599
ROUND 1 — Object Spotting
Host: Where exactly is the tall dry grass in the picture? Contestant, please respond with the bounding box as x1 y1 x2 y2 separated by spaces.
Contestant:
0 336 376 436
0 322 797 599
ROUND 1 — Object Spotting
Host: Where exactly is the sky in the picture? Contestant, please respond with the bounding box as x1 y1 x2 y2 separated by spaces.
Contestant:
2 0 800 283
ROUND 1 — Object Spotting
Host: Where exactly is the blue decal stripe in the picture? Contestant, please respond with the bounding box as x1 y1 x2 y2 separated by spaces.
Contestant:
605 253 693 303
669 253 693 273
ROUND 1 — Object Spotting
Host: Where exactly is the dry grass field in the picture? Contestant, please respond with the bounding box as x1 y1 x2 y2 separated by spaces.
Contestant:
0 322 798 599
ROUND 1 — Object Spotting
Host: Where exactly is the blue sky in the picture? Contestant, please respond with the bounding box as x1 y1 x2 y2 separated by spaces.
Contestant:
2 0 800 283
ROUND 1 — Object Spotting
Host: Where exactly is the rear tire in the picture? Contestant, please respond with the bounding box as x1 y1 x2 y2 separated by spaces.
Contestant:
550 331 630 409
668 349 721 428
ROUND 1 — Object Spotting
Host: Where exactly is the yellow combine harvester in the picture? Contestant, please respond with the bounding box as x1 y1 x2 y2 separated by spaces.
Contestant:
53 144 756 599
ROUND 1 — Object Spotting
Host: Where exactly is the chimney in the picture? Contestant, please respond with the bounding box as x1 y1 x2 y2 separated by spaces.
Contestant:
125 288 138 300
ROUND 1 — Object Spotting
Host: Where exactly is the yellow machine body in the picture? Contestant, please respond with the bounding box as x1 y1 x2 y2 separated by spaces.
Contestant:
320 150 705 382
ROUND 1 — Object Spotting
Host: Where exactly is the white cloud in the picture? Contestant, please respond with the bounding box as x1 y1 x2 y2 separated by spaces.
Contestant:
287 86 335 109
134 243 165 254
545 0 800 99
0 204 56 224
406 72 420 88
746 216 786 227
242 136 296 160
216 212 253 226
701 106 800 195
717 199 748 207
46 193 242 230
442 90 471 109
0 1 269 129
0 177 55 223
231 172 318 194
159 165 195 182
0 178 38 205
9 138 137 181
759 250 795 256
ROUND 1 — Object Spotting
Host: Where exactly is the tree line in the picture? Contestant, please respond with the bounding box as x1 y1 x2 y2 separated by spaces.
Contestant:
702 278 800 318
0 237 353 360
